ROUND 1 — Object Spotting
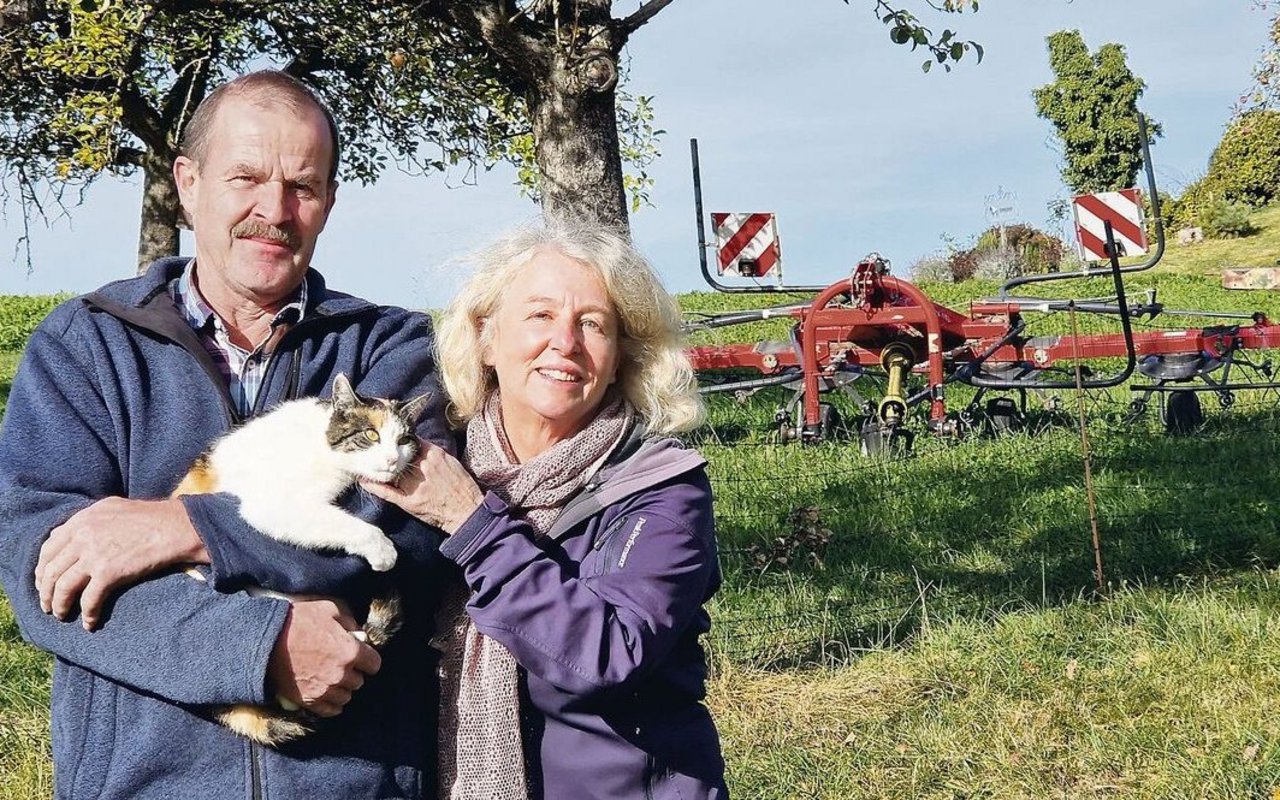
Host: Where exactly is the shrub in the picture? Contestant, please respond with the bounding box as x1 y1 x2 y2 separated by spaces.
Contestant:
1144 190 1178 243
971 248 1022 281
1172 176 1217 231
909 253 954 283
0 295 65 351
1205 110 1280 206
948 247 980 282
1199 197 1257 239
948 223 1065 281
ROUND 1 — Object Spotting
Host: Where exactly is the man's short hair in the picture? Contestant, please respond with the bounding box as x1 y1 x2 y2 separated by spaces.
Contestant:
179 70 341 184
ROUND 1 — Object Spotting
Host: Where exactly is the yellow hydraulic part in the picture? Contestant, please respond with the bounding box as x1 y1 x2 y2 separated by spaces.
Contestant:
877 342 915 423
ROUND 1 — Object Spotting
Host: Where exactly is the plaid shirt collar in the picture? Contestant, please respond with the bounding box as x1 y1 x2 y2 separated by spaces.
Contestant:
170 258 308 416
172 258 308 344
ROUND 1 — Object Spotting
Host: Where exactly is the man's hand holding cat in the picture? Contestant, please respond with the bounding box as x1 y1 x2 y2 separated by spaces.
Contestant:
267 598 381 717
35 497 210 630
360 440 484 535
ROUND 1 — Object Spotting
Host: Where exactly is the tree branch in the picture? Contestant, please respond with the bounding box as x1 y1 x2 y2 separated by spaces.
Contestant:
615 0 676 38
428 0 547 92
0 0 49 30
116 84 169 154
114 146 145 167
160 41 217 152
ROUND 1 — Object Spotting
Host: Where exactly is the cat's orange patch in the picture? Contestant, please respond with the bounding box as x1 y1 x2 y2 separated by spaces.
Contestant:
173 463 219 496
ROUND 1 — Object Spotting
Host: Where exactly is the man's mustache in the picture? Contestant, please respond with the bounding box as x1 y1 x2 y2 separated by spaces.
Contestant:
231 220 299 251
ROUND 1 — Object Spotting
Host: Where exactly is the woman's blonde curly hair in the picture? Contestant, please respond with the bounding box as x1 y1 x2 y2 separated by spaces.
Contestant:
435 222 705 436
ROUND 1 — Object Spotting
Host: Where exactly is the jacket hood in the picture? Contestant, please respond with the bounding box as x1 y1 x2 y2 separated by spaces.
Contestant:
546 425 706 541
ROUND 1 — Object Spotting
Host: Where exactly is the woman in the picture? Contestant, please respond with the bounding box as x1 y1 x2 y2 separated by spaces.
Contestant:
363 222 728 800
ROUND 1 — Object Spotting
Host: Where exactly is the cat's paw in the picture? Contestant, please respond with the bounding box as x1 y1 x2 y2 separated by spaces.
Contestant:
356 535 398 572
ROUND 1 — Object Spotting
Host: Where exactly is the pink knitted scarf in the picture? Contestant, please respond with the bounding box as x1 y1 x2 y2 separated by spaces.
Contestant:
435 391 633 800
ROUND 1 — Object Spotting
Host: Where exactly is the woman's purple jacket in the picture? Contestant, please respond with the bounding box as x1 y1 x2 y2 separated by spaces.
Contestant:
441 428 728 800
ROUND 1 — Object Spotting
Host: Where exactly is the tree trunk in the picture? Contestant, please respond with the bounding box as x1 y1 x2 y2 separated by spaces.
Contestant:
136 147 180 274
527 48 629 232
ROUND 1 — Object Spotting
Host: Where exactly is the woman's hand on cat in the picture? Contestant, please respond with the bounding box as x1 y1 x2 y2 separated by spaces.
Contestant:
35 497 210 630
359 440 484 535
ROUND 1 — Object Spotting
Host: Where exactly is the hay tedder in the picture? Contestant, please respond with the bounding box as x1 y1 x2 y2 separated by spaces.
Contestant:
684 120 1280 451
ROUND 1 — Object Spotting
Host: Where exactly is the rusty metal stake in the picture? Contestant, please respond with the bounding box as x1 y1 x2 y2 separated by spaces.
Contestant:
1069 302 1106 595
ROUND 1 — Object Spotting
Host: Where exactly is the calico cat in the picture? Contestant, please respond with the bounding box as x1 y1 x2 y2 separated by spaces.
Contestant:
173 373 431 746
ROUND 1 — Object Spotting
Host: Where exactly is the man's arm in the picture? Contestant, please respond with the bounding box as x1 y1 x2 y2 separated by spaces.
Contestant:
0 325 288 706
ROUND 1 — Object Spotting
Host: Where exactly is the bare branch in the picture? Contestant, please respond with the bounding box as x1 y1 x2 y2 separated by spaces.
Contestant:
615 0 677 38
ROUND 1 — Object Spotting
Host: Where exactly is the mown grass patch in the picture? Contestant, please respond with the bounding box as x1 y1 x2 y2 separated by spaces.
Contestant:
1158 204 1280 277
710 572 1280 798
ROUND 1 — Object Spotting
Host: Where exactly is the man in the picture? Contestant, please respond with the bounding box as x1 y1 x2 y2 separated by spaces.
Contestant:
0 71 449 798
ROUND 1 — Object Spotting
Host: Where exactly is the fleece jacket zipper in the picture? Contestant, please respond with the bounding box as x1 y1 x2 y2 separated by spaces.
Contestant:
250 741 263 800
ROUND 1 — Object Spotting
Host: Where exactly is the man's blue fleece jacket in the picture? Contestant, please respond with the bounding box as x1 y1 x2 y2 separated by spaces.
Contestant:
0 258 451 799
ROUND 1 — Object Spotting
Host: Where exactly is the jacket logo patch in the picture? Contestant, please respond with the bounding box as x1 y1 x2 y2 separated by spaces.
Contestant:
617 516 646 569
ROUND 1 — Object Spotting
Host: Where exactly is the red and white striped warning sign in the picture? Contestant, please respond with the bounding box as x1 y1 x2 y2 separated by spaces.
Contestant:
1071 189 1148 262
711 212 781 278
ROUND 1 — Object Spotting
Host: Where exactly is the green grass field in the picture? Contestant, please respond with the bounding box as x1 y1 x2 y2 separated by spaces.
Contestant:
5 208 1280 797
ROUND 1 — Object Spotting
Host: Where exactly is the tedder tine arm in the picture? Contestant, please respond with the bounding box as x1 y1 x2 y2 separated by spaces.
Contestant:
965 221 1138 391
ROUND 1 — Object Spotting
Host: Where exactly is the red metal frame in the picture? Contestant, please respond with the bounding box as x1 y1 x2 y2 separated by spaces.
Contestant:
687 260 1280 432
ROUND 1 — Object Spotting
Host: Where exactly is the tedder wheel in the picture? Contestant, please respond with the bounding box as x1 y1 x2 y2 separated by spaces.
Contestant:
1164 390 1204 435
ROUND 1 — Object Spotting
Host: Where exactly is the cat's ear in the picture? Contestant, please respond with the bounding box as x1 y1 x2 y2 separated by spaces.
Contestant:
400 392 433 425
331 373 359 409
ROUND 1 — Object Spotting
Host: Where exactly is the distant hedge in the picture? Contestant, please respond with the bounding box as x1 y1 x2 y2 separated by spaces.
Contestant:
0 295 67 351
1207 109 1280 207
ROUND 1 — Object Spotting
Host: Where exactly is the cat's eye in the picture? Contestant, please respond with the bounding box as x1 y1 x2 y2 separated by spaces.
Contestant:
364 429 380 443
398 435 414 446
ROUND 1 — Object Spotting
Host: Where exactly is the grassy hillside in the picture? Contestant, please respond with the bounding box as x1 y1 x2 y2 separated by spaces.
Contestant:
1157 204 1280 276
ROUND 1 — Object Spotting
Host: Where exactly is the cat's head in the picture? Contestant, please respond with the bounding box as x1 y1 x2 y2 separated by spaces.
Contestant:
325 374 432 483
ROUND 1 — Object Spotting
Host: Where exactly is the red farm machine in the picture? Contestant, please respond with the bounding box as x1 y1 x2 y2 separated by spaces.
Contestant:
684 118 1280 453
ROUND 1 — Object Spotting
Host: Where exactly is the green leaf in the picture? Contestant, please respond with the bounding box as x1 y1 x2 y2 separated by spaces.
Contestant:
951 42 965 61
973 42 984 63
922 60 933 73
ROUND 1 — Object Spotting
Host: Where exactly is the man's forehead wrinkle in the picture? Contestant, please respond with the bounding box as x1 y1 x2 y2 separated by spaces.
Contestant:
208 139 326 182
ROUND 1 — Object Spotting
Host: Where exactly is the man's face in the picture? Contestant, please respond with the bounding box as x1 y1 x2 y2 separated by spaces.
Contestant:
174 96 337 308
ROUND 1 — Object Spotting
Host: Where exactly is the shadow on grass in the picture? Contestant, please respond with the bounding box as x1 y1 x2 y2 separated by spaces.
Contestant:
705 397 1280 669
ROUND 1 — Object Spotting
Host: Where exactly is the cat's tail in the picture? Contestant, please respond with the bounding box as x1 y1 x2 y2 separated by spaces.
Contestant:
361 588 403 648
213 705 314 747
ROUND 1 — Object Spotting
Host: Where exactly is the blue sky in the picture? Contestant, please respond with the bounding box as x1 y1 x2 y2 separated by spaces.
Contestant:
0 1 1270 309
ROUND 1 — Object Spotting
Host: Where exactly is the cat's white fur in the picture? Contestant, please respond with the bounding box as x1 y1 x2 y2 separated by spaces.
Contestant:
190 375 422 571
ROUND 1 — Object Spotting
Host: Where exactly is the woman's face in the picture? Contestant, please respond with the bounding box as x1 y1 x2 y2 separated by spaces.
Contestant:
484 247 621 449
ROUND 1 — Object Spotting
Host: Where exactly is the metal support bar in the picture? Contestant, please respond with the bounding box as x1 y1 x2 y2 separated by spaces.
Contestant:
1128 382 1280 393
690 138 831 294
999 113 1165 296
965 221 1137 390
